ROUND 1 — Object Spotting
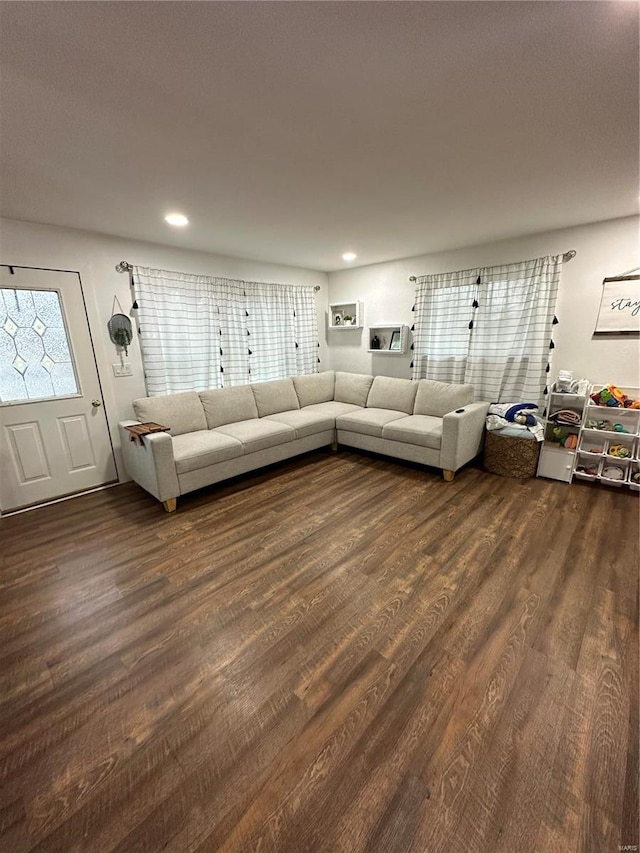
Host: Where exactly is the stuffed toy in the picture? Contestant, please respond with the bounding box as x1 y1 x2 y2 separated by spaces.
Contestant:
488 402 538 426
513 410 537 427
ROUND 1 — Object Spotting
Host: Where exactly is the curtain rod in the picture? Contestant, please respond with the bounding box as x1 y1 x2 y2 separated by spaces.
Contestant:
408 249 577 281
115 261 321 290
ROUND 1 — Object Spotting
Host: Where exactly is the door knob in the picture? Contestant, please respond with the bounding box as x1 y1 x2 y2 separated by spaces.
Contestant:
92 399 102 408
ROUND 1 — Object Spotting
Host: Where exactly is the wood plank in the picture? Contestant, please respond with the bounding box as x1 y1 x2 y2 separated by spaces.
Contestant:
0 452 636 852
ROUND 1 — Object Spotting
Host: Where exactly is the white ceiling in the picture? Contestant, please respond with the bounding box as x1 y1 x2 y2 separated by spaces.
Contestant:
0 1 638 272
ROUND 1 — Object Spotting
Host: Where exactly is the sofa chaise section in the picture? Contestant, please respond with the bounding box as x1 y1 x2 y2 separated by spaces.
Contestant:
335 376 487 481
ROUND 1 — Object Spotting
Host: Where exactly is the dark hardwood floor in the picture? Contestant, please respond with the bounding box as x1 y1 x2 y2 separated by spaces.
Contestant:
1 449 638 853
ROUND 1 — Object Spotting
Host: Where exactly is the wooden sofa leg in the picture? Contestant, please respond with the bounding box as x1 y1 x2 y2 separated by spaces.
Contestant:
163 498 177 513
443 470 455 482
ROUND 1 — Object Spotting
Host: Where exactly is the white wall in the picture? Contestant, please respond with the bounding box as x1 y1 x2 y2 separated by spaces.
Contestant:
2 214 637 487
0 218 328 480
327 216 640 388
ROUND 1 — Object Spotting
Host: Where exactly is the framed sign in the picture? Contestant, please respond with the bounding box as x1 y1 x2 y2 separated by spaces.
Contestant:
594 275 640 336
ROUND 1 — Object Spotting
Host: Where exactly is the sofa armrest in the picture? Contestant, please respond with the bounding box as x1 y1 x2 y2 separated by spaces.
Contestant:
118 421 179 502
440 402 490 472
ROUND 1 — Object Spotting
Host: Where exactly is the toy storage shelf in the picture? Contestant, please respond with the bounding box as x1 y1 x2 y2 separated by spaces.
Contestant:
574 385 640 490
537 391 588 483
329 301 363 329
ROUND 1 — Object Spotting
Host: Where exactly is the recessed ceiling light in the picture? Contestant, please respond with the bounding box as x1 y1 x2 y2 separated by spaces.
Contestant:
342 252 357 262
164 213 189 227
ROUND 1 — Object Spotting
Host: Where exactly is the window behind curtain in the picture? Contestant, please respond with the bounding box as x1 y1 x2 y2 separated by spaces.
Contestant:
412 269 476 384
133 269 222 395
244 282 318 383
133 267 319 396
412 255 562 404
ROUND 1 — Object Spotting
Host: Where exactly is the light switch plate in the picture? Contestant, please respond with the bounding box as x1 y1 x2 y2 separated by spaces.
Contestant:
112 362 132 377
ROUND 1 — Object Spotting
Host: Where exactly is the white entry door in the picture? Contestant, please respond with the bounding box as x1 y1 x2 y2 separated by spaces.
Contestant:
0 266 117 512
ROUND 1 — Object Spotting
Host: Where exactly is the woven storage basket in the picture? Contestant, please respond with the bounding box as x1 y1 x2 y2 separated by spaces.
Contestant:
484 430 541 478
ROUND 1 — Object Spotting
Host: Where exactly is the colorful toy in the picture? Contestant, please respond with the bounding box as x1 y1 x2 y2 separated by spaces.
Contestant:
587 419 617 432
608 444 631 458
632 471 640 484
590 384 640 409
551 427 578 448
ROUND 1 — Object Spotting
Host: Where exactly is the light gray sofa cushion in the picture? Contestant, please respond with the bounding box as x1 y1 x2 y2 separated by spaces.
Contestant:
366 376 418 414
414 379 474 418
382 415 443 450
132 392 207 437
334 372 374 407
336 407 407 438
251 379 300 417
264 409 335 439
215 418 294 453
302 401 361 418
292 371 335 408
199 386 259 429
172 430 243 474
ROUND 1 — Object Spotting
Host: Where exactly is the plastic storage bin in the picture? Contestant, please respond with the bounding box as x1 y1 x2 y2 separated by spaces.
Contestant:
605 434 635 462
600 459 630 487
584 405 637 436
578 433 608 456
574 453 602 481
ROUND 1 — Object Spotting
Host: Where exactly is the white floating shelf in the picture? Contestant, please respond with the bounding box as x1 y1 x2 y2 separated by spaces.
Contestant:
329 301 363 329
368 324 410 355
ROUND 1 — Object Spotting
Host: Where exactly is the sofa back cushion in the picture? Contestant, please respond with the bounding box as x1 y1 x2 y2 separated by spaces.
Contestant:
132 392 207 436
199 386 259 429
413 379 474 417
292 371 335 408
251 378 300 417
334 372 374 407
366 376 418 414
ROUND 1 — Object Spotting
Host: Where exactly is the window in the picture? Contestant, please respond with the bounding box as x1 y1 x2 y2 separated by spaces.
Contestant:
0 288 78 403
132 268 319 396
412 255 563 404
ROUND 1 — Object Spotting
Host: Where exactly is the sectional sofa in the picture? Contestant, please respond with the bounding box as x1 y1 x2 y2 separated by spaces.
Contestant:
119 371 489 511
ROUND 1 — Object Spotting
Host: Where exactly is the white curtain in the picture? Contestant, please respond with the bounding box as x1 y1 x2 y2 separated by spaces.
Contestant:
411 267 477 384
132 268 221 396
133 267 318 396
244 282 318 383
413 255 562 404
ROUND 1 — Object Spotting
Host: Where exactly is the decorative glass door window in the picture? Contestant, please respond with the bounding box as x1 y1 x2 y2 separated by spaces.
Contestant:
0 288 79 403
